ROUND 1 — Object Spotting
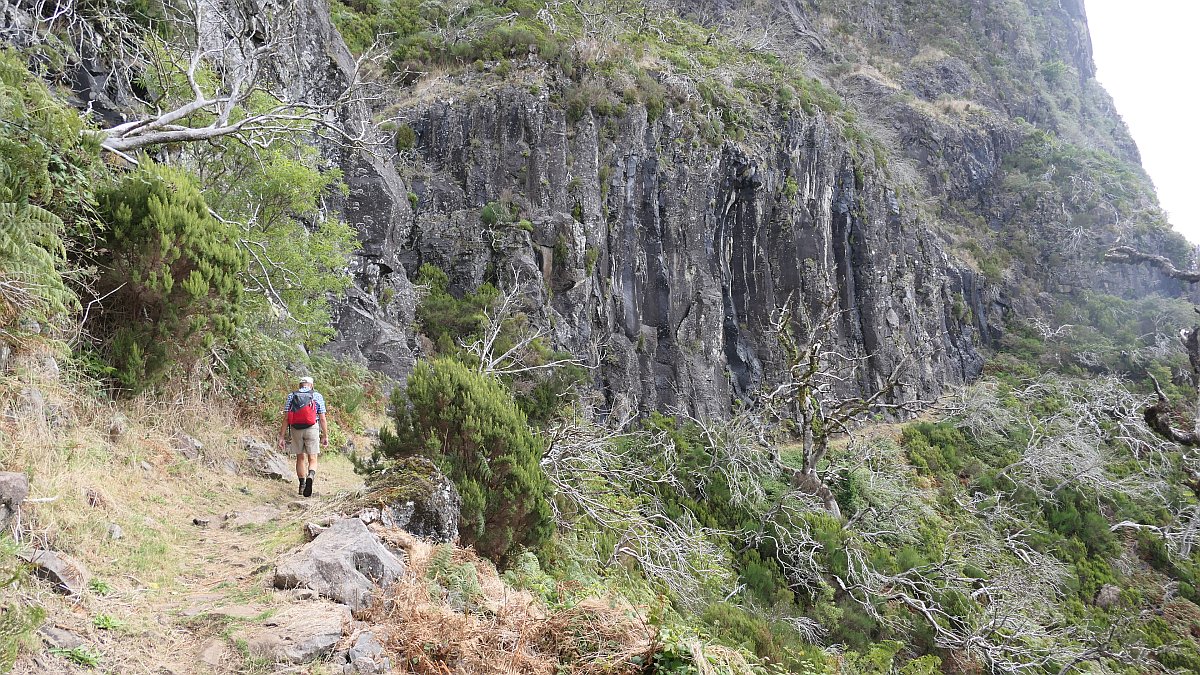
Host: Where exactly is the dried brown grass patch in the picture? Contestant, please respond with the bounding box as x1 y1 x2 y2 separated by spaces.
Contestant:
359 537 653 675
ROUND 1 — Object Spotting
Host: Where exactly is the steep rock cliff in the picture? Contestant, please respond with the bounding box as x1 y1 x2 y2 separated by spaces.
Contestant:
390 86 988 417
310 0 1188 414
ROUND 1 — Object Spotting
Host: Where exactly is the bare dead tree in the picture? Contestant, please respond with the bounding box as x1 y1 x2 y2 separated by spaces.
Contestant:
105 1 385 155
1104 246 1200 444
952 374 1200 562
19 0 385 157
1103 247 1200 496
461 278 587 379
836 524 1084 673
540 418 736 605
762 292 923 516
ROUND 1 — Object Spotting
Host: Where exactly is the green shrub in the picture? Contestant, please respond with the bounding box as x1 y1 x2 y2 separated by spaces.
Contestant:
375 357 553 565
94 163 247 393
413 264 499 354
394 123 417 151
190 141 357 347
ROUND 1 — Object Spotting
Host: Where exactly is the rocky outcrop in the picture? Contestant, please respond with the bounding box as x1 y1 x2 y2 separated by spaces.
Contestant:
243 437 293 481
187 0 983 416
172 432 203 461
391 89 987 416
273 518 406 613
363 457 460 543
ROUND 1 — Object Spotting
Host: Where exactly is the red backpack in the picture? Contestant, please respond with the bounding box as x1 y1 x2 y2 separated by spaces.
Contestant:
287 390 318 429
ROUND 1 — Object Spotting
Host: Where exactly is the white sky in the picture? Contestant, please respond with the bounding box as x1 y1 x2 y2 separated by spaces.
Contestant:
1085 1 1200 242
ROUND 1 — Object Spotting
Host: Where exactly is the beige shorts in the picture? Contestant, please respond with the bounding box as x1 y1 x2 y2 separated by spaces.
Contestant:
288 425 321 456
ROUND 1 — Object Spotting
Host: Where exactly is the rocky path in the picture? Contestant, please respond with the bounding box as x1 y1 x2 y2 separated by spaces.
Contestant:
17 451 373 675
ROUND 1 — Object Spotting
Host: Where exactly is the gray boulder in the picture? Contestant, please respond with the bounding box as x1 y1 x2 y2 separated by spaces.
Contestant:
108 413 129 443
18 549 90 595
274 518 405 613
244 437 292 481
347 630 385 662
333 629 390 674
239 601 350 664
172 433 203 460
39 625 85 650
367 457 460 543
5 386 45 427
0 471 29 531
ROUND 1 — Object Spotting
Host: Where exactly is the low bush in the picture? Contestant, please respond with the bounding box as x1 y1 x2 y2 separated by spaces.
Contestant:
374 357 553 565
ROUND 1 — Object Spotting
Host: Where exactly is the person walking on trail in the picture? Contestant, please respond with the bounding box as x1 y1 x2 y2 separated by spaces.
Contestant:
279 375 328 497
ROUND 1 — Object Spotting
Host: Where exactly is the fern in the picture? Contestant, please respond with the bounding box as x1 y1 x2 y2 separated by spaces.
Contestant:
0 47 100 335
0 202 76 326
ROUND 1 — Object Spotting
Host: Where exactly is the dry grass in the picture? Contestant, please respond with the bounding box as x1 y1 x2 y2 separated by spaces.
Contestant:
0 343 374 674
361 532 654 675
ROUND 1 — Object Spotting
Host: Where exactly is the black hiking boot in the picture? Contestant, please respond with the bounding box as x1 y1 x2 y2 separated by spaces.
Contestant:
298 479 305 496
303 470 314 498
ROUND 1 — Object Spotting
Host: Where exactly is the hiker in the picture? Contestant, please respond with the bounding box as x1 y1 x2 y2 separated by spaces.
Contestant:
278 375 328 497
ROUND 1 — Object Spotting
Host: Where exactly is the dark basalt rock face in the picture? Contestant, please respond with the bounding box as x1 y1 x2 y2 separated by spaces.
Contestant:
396 91 986 417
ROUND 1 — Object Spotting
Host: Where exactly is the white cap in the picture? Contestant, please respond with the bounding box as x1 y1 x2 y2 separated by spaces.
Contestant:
299 376 314 385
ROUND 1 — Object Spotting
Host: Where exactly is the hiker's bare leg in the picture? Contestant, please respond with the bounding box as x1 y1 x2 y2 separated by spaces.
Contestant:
307 452 318 473
295 453 308 481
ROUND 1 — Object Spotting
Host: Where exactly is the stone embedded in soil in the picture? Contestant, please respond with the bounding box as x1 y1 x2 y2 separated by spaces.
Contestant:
108 413 129 443
288 588 319 601
341 629 390 673
345 657 390 674
243 437 293 481
192 517 210 528
172 433 203 460
221 505 281 529
239 601 351 664
209 604 268 620
0 471 29 531
18 549 90 596
107 523 123 540
39 625 85 649
199 638 229 667
273 518 405 613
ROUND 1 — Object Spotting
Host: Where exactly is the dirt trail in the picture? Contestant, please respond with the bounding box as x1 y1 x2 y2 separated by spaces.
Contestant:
16 453 367 675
